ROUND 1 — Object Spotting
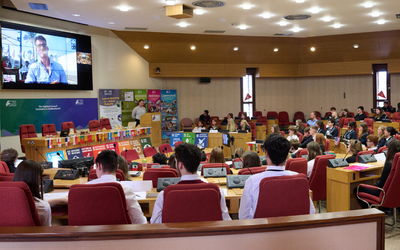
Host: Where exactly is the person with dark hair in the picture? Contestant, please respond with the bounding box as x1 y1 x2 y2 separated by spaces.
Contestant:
87 150 146 224
118 155 131 181
152 152 168 165
242 151 261 169
200 151 207 162
199 110 211 125
345 140 363 164
384 126 397 146
168 154 176 169
131 99 146 125
325 118 338 138
354 106 367 121
342 108 351 118
358 122 369 146
13 160 67 226
25 35 67 84
373 107 388 121
343 121 357 140
150 143 231 223
299 127 313 148
295 119 304 134
1 148 18 173
326 107 336 119
239 134 315 219
316 120 325 135
382 101 393 112
289 139 300 158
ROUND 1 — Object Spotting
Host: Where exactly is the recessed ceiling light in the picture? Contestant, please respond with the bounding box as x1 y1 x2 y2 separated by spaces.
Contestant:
296 0 304 3
119 6 130 11
377 19 385 24
262 12 271 18
292 27 301 32
72 14 80 17
279 21 288 26
179 23 187 27
371 11 380 17
274 48 279 52
144 45 150 49
242 4 252 10
323 16 332 22
310 7 320 13
333 23 341 28
233 47 239 51
353 44 359 48
239 25 247 30
108 22 115 24
190 45 196 50
364 2 373 8
165 0 176 5
310 47 316 51
194 9 204 15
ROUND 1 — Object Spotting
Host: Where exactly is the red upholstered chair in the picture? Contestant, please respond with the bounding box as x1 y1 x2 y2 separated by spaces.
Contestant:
385 112 391 119
297 132 304 142
257 116 268 134
0 162 10 173
303 123 308 128
41 124 57 137
356 150 375 162
61 121 77 133
19 124 38 153
253 174 310 218
325 139 330 151
88 169 125 181
238 166 267 175
278 111 293 128
137 162 160 171
363 111 369 118
162 182 223 223
88 120 101 132
121 149 140 162
267 111 279 120
308 154 335 211
338 117 345 127
363 118 374 130
296 149 308 158
378 146 388 154
395 134 400 140
238 111 247 118
253 111 262 117
293 111 305 123
0 173 14 181
180 118 194 130
0 182 42 226
201 163 230 176
159 144 173 154
324 112 331 118
100 118 112 130
143 168 179 188
68 182 132 226
193 117 199 124
369 128 374 135
280 131 285 137
248 122 256 140
210 116 219 122
392 112 400 122
335 126 341 136
143 147 157 157
174 141 184 147
314 111 321 119
349 112 355 118
342 118 355 128
285 158 307 175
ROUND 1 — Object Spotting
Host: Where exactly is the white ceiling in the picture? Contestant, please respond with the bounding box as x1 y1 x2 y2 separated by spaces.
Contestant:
10 0 400 37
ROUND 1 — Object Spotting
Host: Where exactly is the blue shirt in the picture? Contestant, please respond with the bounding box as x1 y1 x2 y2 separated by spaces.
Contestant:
25 59 67 84
307 119 317 126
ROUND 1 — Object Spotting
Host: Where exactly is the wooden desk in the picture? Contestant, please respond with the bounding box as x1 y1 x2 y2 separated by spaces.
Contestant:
326 160 384 212
373 121 399 135
328 139 346 154
266 119 278 135
255 125 266 141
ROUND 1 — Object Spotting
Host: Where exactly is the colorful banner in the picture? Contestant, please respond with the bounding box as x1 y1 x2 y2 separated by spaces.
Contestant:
106 142 120 155
99 89 122 128
81 146 94 157
147 89 161 113
45 150 66 163
118 141 132 153
66 148 84 159
183 133 195 144
0 98 98 136
195 133 208 148
121 89 135 127
130 139 143 155
170 132 183 147
161 90 178 139
92 144 106 159
134 89 148 108
140 137 152 150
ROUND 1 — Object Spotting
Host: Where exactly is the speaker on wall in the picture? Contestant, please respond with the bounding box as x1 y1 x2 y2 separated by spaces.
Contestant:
200 77 211 83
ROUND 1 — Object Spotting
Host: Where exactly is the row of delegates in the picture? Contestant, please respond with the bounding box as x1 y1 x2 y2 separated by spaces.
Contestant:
239 134 316 219
150 143 232 223
356 139 400 208
13 160 69 226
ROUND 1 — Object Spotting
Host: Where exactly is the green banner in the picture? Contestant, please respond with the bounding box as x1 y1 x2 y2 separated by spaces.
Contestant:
140 137 152 149
121 89 135 127
134 89 148 107
183 133 195 144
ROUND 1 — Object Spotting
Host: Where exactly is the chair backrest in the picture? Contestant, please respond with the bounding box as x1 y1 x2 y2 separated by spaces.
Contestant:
338 117 345 127
257 116 268 124
0 162 10 173
395 134 400 140
266 111 279 119
248 122 256 140
100 118 112 130
0 173 14 181
137 162 160 171
278 111 290 122
296 149 308 158
0 182 42 226
238 111 247 118
174 141 184 147
68 182 132 226
88 169 98 180
308 154 335 201
253 111 262 117
381 153 400 208
159 144 173 154
143 147 158 157
238 166 267 175
210 116 219 122
88 120 101 132
162 182 222 223
61 121 77 133
314 111 321 118
41 124 57 137
19 124 37 153
368 128 374 135
363 118 374 129
285 158 307 175
335 126 341 136
325 139 330 151
121 149 140 162
201 163 230 176
180 118 193 127
378 146 388 154
193 117 199 124
385 112 391 119
297 132 303 142
324 112 331 118
349 112 355 118
280 131 285 137
392 112 400 121
356 150 375 162
343 118 355 127
254 175 310 218
293 111 305 123
143 168 179 187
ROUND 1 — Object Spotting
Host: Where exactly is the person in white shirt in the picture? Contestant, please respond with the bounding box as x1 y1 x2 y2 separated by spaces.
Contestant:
192 120 206 133
306 141 322 178
309 126 318 141
286 125 299 141
87 150 147 224
131 99 146 125
151 143 231 223
366 134 379 151
13 160 68 226
239 134 315 219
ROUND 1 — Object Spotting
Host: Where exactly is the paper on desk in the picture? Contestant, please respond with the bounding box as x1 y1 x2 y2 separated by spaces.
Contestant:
134 191 147 200
375 153 386 161
120 180 152 192
343 164 371 171
225 161 232 165
43 191 69 201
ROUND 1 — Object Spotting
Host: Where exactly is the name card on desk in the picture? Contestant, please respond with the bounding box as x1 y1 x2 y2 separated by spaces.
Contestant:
120 180 152 192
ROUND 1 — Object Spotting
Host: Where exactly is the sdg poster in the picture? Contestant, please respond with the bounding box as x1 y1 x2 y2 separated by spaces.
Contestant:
161 90 178 139
0 98 98 136
134 89 147 108
99 89 122 128
147 89 161 113
121 89 135 127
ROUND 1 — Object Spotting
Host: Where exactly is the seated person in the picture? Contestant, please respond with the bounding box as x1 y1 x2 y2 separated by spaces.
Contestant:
192 120 206 133
286 125 299 141
309 126 318 140
382 101 393 112
356 139 400 208
13 160 68 226
306 141 322 178
345 140 363 164
239 120 251 132
270 124 281 135
383 126 397 146
209 118 221 132
87 150 147 224
208 147 225 163
151 143 231 223
199 110 211 125
222 113 234 125
168 154 176 169
358 122 369 146
118 155 131 181
234 147 245 159
226 118 237 132
331 111 340 126
343 121 357 140
325 119 339 138
373 107 388 121
237 113 249 126
299 127 313 148
315 133 326 152
307 112 317 126
1 148 18 173
326 107 336 119
354 106 367 121
289 139 300 158
366 135 379 151
242 151 261 169
342 108 351 118
238 134 315 219
316 120 325 135
295 119 304 134
152 152 168 165
376 125 387 152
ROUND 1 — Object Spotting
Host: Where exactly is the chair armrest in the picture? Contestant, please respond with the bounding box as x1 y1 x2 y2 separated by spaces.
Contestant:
356 184 385 208
359 184 381 191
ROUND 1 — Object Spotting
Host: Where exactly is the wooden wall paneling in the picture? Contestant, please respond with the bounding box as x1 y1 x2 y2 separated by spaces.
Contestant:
390 74 400 109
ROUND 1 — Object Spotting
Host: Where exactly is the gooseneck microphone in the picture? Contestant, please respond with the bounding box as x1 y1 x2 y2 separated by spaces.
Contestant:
36 148 47 162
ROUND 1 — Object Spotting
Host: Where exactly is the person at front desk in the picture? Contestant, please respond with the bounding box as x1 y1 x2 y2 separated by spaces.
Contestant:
192 120 206 133
199 110 211 125
373 107 388 121
325 119 338 138
209 118 221 132
238 120 251 133
343 121 357 140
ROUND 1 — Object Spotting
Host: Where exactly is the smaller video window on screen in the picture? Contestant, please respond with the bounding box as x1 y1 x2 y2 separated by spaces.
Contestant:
77 52 92 65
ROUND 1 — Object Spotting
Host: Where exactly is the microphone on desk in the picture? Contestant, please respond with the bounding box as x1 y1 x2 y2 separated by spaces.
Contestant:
36 148 52 169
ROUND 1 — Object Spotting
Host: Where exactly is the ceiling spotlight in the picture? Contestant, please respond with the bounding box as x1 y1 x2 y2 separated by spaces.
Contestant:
190 45 196 50
371 11 380 17
323 16 332 22
377 19 385 24
310 47 316 51
310 7 320 13
239 25 247 30
108 22 115 24
165 0 176 5
179 23 187 27
353 44 359 48
296 0 304 3
194 9 204 15
292 27 300 32
262 13 271 18
363 2 373 8
242 4 252 10
144 45 150 49
279 21 288 26
72 14 80 17
119 6 130 11
274 48 279 52
233 47 239 51
333 23 341 28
